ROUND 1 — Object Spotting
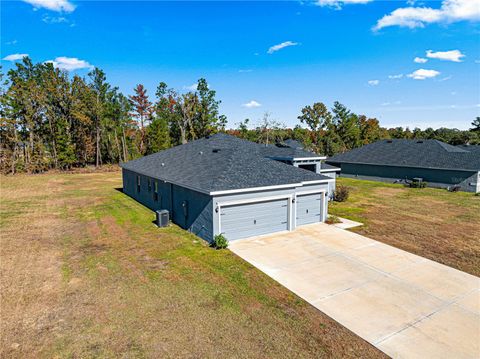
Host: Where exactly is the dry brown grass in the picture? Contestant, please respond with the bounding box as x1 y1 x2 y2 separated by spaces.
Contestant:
1 171 384 358
330 178 480 276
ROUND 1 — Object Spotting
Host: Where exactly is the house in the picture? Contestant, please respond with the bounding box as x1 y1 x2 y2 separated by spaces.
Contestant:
121 133 335 242
327 139 480 193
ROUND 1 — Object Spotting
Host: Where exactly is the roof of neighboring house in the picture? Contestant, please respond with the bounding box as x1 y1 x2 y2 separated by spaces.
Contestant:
327 139 480 172
260 143 324 160
121 133 331 194
282 139 304 150
457 144 480 153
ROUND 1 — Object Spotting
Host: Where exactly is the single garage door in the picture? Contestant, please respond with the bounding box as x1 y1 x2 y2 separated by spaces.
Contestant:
296 193 323 226
220 198 289 241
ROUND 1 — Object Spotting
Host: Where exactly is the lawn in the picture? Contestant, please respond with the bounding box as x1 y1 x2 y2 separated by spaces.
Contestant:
0 170 383 358
330 177 480 277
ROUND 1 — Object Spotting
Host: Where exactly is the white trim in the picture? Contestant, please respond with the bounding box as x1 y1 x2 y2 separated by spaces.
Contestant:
210 179 333 196
294 189 327 228
293 156 327 161
302 179 334 185
217 194 292 234
319 168 341 173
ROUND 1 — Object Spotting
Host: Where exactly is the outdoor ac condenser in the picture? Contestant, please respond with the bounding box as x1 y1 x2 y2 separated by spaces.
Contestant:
156 210 169 227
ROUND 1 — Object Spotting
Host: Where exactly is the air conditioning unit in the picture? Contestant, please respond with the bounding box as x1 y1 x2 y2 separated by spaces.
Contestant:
156 209 169 227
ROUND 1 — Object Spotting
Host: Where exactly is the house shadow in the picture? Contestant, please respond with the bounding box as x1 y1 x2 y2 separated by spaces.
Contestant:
114 187 124 193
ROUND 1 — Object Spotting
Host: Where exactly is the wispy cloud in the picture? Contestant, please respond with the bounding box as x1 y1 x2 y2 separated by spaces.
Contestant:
45 56 93 71
438 75 452 82
242 100 261 108
315 0 373 9
267 41 299 54
5 40 18 45
388 74 403 79
368 79 379 86
183 83 198 91
373 0 480 31
426 49 465 62
407 69 440 80
22 0 76 12
3 53 29 61
414 57 428 63
238 69 253 73
42 14 69 24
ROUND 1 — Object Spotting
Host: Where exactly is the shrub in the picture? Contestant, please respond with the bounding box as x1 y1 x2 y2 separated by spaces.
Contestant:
212 234 228 249
326 215 341 224
333 185 350 202
449 186 461 192
409 180 427 188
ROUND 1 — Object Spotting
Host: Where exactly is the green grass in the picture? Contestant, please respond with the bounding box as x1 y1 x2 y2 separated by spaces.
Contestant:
330 177 480 276
0 171 383 358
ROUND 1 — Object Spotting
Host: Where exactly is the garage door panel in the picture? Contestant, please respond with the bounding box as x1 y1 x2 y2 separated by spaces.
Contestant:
220 198 289 241
296 193 323 226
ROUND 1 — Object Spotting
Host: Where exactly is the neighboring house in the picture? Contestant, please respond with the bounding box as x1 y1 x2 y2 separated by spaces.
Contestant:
327 139 480 193
121 133 335 242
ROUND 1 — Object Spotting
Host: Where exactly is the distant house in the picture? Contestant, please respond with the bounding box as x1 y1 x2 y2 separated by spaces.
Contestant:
121 134 336 242
327 139 480 193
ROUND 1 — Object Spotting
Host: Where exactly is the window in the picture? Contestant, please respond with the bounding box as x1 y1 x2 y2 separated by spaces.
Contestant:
137 175 141 193
148 178 152 192
154 181 159 202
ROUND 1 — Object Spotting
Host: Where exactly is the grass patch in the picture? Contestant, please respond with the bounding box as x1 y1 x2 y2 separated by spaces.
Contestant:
331 177 480 276
0 171 383 358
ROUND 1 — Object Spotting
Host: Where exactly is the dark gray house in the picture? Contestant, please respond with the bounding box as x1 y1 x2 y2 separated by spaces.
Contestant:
327 139 480 193
121 133 335 242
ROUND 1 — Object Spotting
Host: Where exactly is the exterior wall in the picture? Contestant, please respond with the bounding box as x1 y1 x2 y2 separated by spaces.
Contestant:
319 171 338 200
212 183 329 240
122 169 214 241
332 163 478 192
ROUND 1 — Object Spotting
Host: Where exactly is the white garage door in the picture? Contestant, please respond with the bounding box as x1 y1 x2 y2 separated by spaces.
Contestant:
296 193 323 226
220 198 289 241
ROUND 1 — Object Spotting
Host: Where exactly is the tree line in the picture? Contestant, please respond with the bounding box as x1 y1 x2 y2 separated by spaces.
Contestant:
230 105 480 156
0 57 226 174
1 57 478 174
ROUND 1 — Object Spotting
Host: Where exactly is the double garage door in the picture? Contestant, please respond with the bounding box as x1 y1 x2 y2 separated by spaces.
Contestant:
220 193 323 241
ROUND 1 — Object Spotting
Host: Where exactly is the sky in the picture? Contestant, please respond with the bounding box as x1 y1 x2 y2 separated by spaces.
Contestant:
1 0 480 130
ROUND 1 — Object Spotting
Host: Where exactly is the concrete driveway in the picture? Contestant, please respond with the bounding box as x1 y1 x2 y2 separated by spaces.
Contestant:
229 223 480 358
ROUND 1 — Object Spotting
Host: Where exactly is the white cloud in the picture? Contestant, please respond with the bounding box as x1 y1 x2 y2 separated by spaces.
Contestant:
3 53 29 61
373 0 480 30
267 41 299 54
45 57 93 71
368 79 379 86
22 0 75 12
381 102 391 106
438 75 452 82
426 49 465 62
183 83 198 91
407 68 440 80
5 40 18 45
238 69 253 73
414 57 428 63
475 59 480 64
242 100 261 108
42 15 68 24
388 74 403 79
316 0 373 9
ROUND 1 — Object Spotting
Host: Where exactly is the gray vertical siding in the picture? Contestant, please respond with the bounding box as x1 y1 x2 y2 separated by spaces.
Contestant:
122 169 214 241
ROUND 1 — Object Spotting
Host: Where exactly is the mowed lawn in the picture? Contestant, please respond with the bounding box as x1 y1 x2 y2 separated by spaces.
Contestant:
0 170 383 358
330 178 480 277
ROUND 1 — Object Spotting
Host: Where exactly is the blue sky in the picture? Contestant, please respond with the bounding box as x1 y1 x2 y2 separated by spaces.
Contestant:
2 0 479 130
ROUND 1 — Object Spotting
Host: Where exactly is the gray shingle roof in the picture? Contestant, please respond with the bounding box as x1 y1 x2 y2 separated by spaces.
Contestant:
260 144 323 159
457 145 480 154
121 133 331 194
282 139 304 150
327 139 480 172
